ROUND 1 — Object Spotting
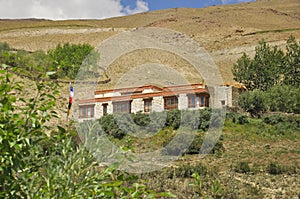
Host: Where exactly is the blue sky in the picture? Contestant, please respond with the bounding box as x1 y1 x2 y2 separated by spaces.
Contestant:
0 0 255 20
122 0 255 12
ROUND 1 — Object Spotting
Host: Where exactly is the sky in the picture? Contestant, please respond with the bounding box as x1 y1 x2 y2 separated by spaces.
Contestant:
0 0 255 20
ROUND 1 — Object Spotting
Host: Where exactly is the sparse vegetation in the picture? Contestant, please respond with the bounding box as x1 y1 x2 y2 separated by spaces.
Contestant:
233 36 300 116
1 1 300 197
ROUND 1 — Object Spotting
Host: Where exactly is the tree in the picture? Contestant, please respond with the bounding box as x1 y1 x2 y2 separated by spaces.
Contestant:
283 35 300 87
232 40 284 91
238 90 267 117
266 84 300 114
48 43 95 79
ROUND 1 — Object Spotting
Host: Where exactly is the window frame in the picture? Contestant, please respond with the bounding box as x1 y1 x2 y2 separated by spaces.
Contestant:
79 104 95 118
188 94 197 108
144 98 152 113
164 96 178 110
113 101 132 113
102 103 108 115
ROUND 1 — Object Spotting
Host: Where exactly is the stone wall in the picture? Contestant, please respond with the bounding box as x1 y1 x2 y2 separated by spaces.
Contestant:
178 94 188 110
131 98 144 113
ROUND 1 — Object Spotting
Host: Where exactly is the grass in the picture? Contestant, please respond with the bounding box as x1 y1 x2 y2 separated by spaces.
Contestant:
100 114 300 198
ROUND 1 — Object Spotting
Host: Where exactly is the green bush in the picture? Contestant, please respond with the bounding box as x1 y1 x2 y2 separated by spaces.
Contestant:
0 66 168 198
266 85 300 114
263 114 286 125
172 163 208 178
165 109 181 129
133 111 151 126
237 115 249 124
98 114 126 139
268 162 283 175
162 132 224 156
48 43 96 79
267 162 297 175
234 161 251 173
0 42 10 51
238 90 267 117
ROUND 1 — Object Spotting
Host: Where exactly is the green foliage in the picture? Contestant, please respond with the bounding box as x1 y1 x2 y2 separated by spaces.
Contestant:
0 42 10 51
266 84 300 114
99 109 213 139
165 109 181 129
99 114 126 139
190 172 222 198
48 43 96 79
233 36 300 115
267 162 297 175
0 66 58 198
232 40 284 91
238 90 267 117
237 115 249 124
283 35 300 87
162 132 224 156
174 163 208 178
234 161 251 173
132 111 151 126
233 36 300 91
263 114 286 125
0 66 166 198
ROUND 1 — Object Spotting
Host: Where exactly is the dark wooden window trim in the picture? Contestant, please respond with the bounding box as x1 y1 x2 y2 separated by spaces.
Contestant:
188 94 197 108
164 96 178 110
79 104 95 118
102 103 108 115
113 101 132 113
188 94 210 108
144 98 152 113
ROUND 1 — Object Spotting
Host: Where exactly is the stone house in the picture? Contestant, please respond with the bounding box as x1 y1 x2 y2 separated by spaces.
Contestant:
77 83 232 120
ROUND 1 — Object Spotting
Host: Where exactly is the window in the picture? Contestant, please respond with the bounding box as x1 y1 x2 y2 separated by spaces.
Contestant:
221 100 225 106
144 99 152 112
188 94 209 108
103 103 108 115
164 96 178 110
200 96 205 107
188 95 197 108
79 105 95 118
205 96 209 107
113 101 131 113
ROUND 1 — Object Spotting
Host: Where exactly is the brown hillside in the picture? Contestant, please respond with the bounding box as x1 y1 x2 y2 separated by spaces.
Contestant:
0 0 299 83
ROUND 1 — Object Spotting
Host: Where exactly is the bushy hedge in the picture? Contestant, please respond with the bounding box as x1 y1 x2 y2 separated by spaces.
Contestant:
98 108 216 139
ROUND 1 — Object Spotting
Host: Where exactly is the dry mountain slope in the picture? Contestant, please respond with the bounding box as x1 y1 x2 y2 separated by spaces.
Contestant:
0 0 299 83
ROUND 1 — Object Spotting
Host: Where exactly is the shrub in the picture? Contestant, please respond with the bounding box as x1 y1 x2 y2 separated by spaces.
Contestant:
198 108 212 131
263 114 286 125
162 132 224 156
234 161 251 173
172 163 208 178
268 162 284 175
165 109 181 129
48 43 96 79
266 85 300 114
0 42 10 51
133 111 151 126
237 115 249 124
238 90 267 117
267 162 297 175
0 66 167 198
98 114 126 139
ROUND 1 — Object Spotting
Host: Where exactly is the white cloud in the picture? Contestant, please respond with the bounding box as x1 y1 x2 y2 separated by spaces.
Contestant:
0 0 149 20
123 0 149 15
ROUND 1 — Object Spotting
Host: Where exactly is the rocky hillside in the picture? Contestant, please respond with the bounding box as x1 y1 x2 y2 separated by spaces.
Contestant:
0 0 299 84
